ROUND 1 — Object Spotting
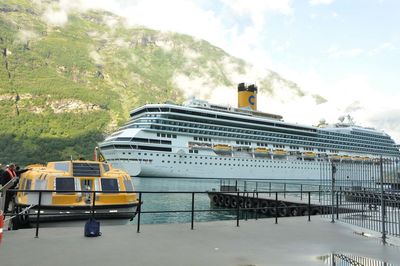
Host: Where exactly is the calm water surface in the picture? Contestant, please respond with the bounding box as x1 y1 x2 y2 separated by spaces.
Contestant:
131 177 321 224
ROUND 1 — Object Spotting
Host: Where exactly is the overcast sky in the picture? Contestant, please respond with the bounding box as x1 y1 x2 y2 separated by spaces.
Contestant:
41 0 400 142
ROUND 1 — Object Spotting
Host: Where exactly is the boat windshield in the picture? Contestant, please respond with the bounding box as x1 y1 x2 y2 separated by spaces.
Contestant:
72 163 101 177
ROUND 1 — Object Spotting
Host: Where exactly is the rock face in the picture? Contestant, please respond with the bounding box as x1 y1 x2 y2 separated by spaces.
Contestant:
0 0 323 164
50 100 101 114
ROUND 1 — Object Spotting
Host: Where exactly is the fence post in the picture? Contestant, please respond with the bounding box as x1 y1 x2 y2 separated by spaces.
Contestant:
269 182 271 197
236 191 240 227
255 192 258 220
380 156 386 244
191 192 195 230
275 192 278 224
300 184 303 200
283 183 286 199
35 191 42 238
137 192 142 233
308 192 311 222
336 192 339 220
331 162 336 223
318 185 321 203
245 192 248 221
91 191 96 219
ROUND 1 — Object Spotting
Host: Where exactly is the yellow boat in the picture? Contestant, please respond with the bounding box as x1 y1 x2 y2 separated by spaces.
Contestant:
303 151 316 158
340 155 352 161
330 154 341 161
213 144 231 151
12 160 139 228
273 149 287 157
254 147 270 157
255 147 270 153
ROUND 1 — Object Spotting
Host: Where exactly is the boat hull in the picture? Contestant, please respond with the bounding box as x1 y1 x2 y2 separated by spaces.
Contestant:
12 203 138 227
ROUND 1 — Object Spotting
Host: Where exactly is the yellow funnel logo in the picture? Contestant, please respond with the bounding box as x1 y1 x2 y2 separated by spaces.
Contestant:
249 95 255 105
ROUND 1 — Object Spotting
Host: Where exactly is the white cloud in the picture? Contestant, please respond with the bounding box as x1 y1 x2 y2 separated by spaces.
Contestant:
369 42 396 55
325 46 364 58
43 7 68 26
309 0 335 6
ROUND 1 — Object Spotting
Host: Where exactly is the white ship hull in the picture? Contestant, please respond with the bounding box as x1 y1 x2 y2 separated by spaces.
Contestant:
105 150 366 180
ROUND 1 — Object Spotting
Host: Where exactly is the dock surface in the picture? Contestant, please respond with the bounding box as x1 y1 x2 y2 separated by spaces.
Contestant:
1 217 400 266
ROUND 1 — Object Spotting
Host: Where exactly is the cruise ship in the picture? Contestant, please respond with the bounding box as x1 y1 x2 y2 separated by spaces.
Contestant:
99 83 400 180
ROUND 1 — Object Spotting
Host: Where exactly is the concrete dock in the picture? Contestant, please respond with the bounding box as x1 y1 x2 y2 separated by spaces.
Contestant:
1 217 400 266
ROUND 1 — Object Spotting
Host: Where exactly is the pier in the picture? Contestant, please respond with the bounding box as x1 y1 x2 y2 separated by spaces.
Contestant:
2 217 400 266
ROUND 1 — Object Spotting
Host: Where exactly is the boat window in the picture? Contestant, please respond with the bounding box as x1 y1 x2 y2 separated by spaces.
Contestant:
55 178 75 194
124 180 134 191
25 179 32 190
54 162 69 172
101 179 119 192
72 163 101 177
102 164 110 172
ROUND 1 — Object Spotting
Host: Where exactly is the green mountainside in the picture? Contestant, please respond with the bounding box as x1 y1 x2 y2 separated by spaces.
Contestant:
0 0 324 165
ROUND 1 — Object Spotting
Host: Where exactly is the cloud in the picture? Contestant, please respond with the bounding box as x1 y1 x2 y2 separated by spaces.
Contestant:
325 46 364 58
309 0 335 6
43 7 68 26
369 42 396 55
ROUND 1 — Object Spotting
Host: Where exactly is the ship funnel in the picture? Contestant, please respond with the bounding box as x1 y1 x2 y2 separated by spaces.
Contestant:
238 83 257 111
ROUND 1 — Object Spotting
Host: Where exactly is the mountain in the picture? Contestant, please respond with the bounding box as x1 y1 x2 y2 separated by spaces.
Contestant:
0 0 325 165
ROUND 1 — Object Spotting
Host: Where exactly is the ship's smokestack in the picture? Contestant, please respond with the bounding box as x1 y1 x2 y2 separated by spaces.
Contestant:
238 83 257 111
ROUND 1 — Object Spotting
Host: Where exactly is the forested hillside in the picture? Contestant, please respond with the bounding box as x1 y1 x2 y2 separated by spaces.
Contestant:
0 0 319 164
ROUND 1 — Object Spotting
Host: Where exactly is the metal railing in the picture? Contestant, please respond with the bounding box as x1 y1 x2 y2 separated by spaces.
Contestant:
3 188 321 238
321 157 400 243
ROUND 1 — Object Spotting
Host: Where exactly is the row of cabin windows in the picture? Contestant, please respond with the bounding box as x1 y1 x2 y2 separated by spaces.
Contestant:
236 141 251 145
194 137 211 141
135 152 322 163
150 116 391 147
148 122 395 154
139 115 394 150
156 133 177 138
273 144 285 148
159 160 317 169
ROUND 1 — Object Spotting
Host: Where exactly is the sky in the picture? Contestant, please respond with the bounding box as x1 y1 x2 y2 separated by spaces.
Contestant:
40 0 400 142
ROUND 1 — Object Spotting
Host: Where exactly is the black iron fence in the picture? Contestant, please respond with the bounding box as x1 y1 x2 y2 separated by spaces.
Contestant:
3 188 322 238
320 157 400 242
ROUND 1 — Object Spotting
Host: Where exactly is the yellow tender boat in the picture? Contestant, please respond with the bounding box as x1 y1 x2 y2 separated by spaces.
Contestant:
214 144 231 151
273 149 287 157
13 160 139 227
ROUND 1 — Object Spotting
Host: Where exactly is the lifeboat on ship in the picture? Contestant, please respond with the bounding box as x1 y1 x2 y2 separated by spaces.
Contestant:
330 154 341 161
213 144 232 155
272 149 287 158
254 147 270 157
340 155 352 161
303 151 316 160
12 160 139 228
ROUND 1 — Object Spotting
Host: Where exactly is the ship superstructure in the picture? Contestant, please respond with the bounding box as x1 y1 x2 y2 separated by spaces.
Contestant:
99 83 400 180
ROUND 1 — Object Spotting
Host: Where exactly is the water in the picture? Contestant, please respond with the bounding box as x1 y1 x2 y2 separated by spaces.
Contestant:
131 177 235 224
131 177 322 224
